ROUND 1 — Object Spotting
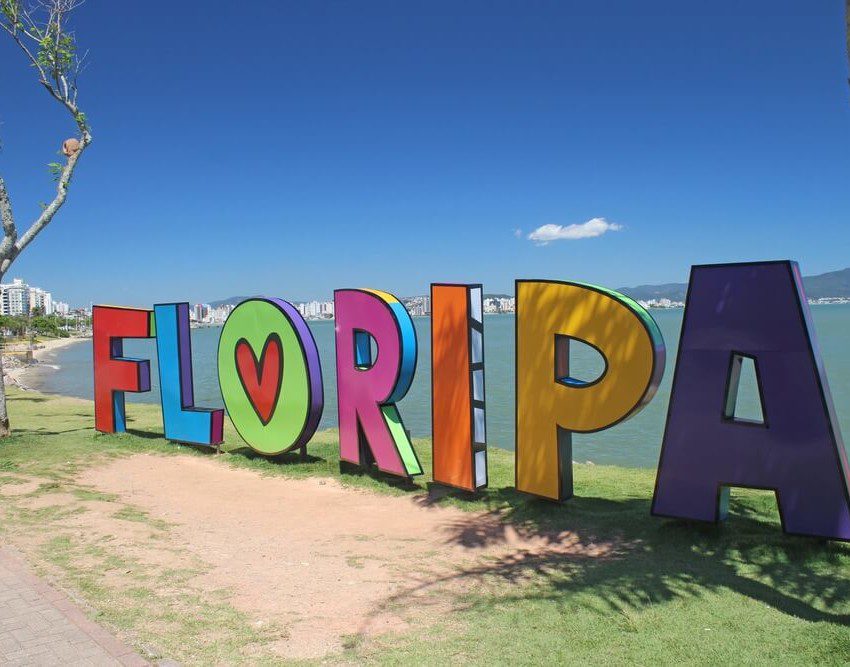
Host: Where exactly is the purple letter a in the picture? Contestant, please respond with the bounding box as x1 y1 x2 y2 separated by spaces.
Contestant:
652 261 850 541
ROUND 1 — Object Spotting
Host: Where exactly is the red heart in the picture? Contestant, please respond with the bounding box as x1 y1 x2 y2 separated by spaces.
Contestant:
235 335 283 425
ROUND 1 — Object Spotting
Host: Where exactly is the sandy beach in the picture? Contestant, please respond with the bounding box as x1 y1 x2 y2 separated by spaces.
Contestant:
3 336 88 389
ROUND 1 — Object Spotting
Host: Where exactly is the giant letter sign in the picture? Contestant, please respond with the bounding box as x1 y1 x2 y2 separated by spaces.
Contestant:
516 280 665 501
335 288 422 478
93 305 155 433
431 283 487 491
652 261 850 540
218 297 323 456
154 303 224 446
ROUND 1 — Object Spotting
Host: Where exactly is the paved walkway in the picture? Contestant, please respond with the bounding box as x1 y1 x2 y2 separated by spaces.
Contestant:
0 546 147 666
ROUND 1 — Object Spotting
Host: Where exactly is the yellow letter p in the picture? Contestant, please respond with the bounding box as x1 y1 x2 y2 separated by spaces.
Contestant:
515 280 666 501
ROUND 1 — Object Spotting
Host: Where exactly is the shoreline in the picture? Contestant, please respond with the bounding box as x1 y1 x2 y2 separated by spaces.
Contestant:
3 336 88 391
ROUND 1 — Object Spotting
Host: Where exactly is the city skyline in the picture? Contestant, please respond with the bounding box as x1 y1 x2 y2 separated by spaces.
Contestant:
13 259 850 320
0 277 73 318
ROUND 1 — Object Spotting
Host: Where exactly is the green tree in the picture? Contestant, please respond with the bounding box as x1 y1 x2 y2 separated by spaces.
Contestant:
0 315 15 336
0 0 91 436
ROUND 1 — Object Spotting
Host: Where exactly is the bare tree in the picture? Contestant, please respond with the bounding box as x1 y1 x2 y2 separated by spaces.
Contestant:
0 0 91 436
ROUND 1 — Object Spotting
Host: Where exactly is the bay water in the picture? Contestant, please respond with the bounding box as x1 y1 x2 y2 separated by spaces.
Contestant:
26 305 850 468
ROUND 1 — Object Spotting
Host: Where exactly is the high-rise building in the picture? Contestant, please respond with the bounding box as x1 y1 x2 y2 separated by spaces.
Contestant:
29 286 54 315
0 279 63 316
0 278 30 316
192 303 212 323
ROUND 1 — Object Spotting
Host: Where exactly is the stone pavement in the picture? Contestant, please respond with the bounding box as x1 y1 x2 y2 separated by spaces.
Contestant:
0 546 148 666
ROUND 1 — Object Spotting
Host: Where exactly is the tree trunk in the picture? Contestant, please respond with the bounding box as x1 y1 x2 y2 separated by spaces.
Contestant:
0 267 10 437
0 347 10 437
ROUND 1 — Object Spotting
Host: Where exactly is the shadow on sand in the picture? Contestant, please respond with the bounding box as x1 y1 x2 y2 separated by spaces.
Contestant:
374 491 850 629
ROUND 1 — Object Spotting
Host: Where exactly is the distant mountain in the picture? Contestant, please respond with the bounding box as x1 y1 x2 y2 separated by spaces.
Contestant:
616 282 689 302
210 293 515 307
208 268 850 308
208 296 257 308
800 268 850 298
619 267 850 302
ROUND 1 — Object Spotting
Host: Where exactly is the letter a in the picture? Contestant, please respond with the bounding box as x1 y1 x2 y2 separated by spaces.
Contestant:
652 261 850 541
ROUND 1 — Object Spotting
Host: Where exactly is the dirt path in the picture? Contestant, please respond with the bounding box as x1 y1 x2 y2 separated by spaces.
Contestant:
72 454 613 660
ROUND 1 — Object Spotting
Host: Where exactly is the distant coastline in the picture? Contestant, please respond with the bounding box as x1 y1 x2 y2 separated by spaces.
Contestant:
13 299 849 393
4 336 88 390
189 300 850 326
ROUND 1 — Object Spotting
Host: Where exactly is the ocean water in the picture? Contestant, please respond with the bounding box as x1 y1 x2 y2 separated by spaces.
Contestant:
26 305 850 468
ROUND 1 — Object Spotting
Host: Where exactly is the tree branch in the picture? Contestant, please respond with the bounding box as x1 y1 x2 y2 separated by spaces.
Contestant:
0 178 17 260
0 0 91 274
1 141 87 274
1 0 90 135
0 19 49 84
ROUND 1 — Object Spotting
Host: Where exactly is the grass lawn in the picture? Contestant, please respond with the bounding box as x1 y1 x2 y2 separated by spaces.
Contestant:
0 388 848 664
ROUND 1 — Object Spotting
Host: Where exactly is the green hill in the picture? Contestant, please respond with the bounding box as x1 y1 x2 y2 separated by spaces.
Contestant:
619 267 850 302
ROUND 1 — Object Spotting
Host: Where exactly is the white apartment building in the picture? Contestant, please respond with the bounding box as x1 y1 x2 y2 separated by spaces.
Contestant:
29 286 54 315
193 303 211 322
296 301 335 320
0 278 65 316
1 279 30 316
483 297 516 314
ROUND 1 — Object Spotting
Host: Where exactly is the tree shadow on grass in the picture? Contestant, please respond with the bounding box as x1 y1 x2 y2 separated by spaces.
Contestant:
15 426 91 437
216 438 849 630
123 428 167 441
383 492 850 629
8 394 50 404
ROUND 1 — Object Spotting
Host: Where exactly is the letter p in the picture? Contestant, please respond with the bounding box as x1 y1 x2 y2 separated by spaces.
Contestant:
515 280 665 501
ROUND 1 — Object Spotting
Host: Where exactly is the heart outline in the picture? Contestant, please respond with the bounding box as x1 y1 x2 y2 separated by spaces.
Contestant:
234 334 283 426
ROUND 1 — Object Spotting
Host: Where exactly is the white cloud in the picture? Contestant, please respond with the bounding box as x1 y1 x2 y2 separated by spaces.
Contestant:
513 228 523 238
527 217 623 245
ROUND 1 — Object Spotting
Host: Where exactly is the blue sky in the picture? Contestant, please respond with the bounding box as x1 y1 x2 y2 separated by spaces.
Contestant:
1 1 849 306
